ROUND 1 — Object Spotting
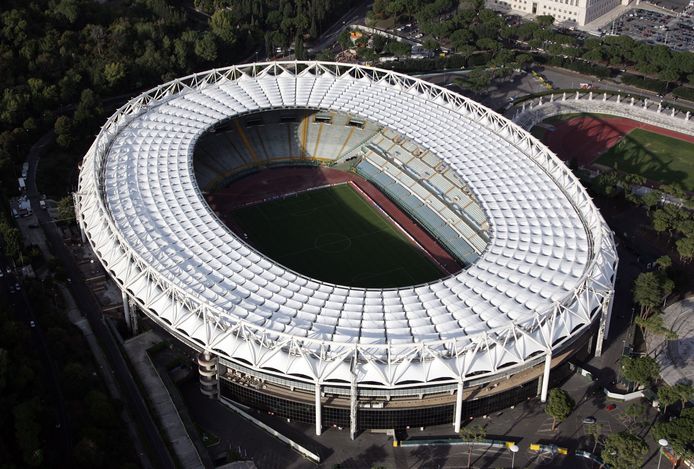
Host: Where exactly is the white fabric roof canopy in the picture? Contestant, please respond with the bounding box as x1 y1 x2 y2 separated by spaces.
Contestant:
77 62 617 386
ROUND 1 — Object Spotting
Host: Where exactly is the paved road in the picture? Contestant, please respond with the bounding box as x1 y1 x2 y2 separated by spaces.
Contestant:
308 0 372 53
0 251 72 463
25 134 176 469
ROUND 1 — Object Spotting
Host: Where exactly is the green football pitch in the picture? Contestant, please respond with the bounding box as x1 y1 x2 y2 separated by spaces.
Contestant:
229 184 442 288
595 128 694 192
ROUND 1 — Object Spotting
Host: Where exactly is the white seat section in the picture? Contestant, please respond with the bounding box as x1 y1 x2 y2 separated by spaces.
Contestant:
79 62 617 387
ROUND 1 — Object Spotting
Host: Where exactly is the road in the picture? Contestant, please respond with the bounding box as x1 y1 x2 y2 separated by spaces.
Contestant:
308 0 372 53
25 134 176 469
0 250 72 463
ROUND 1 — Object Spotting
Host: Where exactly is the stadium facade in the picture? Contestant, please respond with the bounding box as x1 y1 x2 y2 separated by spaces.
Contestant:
76 62 617 438
486 0 629 26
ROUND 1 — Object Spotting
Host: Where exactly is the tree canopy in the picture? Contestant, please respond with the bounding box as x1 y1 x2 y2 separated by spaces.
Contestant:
620 355 660 389
545 388 574 430
633 271 674 319
653 407 694 460
602 431 648 469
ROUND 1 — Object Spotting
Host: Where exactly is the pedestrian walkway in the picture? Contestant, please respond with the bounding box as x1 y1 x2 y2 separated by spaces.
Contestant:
124 331 205 469
58 285 153 469
647 297 694 387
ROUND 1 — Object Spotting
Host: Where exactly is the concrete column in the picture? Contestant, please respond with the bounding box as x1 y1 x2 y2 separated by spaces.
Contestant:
603 92 607 101
540 351 552 403
562 92 566 101
575 91 579 100
550 94 554 102
595 291 615 357
454 380 464 433
72 192 86 244
350 371 358 440
616 94 621 103
671 108 676 117
631 97 635 106
686 111 690 121
657 102 662 113
589 91 593 100
314 382 322 436
122 290 131 330
129 300 139 335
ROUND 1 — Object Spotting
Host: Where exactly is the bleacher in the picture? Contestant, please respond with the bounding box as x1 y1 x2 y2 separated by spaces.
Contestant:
193 110 379 190
355 129 490 265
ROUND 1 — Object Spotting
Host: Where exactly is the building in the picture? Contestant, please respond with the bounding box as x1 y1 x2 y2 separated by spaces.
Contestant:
76 62 617 438
487 0 630 25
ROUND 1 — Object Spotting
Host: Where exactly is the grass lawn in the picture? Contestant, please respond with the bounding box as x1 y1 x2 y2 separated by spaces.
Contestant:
229 184 441 288
595 128 694 192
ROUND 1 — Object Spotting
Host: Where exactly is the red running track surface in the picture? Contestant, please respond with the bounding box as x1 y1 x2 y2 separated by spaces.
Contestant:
542 116 694 166
206 166 462 275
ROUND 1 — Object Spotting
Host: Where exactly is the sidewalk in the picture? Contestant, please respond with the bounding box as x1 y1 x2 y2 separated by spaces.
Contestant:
124 331 205 469
58 285 153 469
647 297 694 386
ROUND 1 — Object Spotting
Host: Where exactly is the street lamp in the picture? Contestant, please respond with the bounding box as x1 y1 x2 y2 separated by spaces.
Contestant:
509 444 519 468
657 438 668 469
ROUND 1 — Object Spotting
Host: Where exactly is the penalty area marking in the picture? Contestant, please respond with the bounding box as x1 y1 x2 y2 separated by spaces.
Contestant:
314 232 352 253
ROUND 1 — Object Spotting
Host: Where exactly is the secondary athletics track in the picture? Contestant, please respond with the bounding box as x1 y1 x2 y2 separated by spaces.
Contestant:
206 166 462 275
542 116 694 166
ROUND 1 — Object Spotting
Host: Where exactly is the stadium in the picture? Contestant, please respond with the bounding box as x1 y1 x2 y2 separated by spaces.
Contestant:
75 61 618 438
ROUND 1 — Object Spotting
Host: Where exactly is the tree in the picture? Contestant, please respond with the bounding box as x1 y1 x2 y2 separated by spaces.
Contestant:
676 236 694 263
13 399 44 467
535 15 554 28
634 313 676 343
545 388 574 430
602 431 648 469
337 29 352 50
459 424 486 468
0 348 7 392
653 407 694 460
652 208 671 233
195 32 218 62
672 382 694 407
387 41 411 57
633 271 674 319
210 9 237 45
641 190 661 211
657 384 680 413
56 195 75 223
54 115 73 148
102 62 126 89
623 402 647 426
620 356 660 389
659 66 680 87
655 255 672 271
0 221 21 260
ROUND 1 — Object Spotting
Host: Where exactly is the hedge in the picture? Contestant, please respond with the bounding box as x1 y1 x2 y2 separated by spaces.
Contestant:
672 86 694 101
621 74 670 94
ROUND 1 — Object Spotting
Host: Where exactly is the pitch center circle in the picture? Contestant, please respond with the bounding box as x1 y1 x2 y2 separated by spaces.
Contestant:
314 232 352 253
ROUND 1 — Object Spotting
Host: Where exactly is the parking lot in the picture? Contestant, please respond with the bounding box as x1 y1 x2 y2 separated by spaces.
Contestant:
603 6 694 51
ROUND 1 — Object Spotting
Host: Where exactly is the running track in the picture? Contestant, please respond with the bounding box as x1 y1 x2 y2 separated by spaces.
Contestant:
206 166 462 275
542 116 694 166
